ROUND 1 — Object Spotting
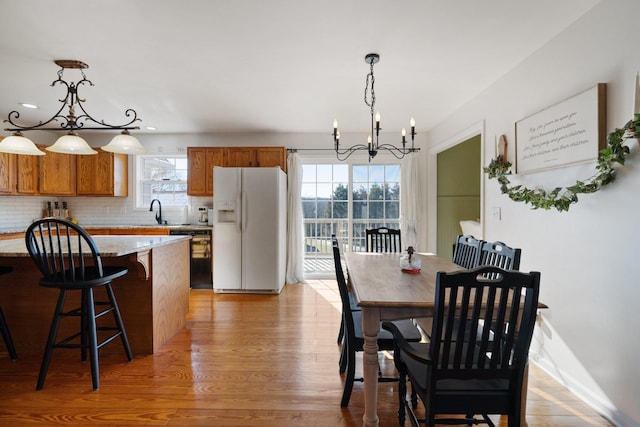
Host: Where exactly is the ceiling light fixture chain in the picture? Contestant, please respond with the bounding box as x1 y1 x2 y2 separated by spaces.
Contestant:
333 53 419 162
364 57 375 112
0 59 145 156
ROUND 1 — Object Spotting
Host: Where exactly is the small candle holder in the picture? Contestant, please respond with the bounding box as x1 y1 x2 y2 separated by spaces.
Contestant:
400 246 421 274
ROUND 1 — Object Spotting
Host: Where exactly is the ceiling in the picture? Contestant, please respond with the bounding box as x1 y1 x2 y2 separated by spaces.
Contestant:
0 0 601 137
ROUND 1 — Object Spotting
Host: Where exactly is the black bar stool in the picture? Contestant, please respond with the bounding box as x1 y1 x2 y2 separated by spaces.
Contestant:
25 218 133 390
0 266 18 360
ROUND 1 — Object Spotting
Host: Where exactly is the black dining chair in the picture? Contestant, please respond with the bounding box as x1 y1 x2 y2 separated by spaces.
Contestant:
0 266 17 360
25 218 133 390
452 234 483 269
332 237 422 407
365 227 402 253
334 235 360 346
479 240 521 270
383 266 541 427
340 227 402 344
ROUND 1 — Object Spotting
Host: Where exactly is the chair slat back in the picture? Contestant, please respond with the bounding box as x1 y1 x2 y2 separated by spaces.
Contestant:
365 227 401 253
332 235 358 346
429 266 540 378
332 235 350 312
25 218 103 284
452 235 483 269
479 241 521 270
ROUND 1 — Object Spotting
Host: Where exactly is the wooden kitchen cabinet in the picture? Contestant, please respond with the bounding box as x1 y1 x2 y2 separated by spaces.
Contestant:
0 135 39 196
1 141 125 197
224 146 287 171
0 149 16 195
77 148 128 196
38 145 76 195
187 146 287 196
16 154 39 194
187 147 224 196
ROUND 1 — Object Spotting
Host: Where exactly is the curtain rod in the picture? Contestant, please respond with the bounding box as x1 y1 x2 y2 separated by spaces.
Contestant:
287 148 337 153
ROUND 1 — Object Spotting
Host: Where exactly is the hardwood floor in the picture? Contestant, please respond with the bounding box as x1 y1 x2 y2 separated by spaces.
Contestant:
0 280 612 426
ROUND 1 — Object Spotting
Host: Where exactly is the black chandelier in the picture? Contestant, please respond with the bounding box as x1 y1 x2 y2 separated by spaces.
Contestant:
332 53 419 161
0 60 143 155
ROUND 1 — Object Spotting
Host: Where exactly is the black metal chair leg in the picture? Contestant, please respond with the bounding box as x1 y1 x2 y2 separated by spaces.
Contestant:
37 290 67 390
0 306 17 360
337 318 344 344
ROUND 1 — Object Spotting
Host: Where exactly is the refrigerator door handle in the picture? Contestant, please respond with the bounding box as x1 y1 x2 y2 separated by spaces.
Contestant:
242 191 248 233
235 193 242 231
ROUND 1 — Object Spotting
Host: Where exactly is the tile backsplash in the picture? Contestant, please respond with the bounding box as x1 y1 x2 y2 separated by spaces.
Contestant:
0 196 212 231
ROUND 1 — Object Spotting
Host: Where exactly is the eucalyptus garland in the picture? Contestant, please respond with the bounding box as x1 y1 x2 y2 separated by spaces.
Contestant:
484 114 640 212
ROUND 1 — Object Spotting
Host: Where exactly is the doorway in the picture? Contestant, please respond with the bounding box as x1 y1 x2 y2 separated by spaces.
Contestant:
435 135 481 260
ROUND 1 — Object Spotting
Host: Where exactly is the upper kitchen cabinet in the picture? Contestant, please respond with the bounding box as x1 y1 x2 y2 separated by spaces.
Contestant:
0 149 16 195
187 146 287 197
187 147 224 196
77 148 128 196
15 154 39 195
38 145 76 195
225 147 287 171
0 136 39 196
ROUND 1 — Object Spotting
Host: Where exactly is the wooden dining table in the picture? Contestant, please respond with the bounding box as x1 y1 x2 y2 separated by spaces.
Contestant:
344 251 545 427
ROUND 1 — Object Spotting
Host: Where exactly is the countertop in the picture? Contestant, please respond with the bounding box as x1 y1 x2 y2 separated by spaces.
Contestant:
84 224 213 231
0 235 191 258
0 224 213 236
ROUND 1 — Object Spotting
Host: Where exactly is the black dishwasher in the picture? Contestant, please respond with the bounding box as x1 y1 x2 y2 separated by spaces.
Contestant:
169 228 212 289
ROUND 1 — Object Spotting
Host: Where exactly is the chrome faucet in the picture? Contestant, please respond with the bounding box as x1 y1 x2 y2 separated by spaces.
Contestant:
149 199 163 225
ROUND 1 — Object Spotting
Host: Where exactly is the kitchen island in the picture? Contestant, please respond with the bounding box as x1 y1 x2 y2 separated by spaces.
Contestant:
0 235 190 356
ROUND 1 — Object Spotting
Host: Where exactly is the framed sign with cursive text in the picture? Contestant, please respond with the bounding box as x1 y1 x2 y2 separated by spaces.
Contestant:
515 83 606 174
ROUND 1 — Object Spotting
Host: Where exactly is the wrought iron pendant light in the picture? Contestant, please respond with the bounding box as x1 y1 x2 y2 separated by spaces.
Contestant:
332 53 419 161
0 60 144 156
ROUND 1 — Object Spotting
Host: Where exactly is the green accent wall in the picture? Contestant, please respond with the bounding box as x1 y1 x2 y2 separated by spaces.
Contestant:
436 135 481 260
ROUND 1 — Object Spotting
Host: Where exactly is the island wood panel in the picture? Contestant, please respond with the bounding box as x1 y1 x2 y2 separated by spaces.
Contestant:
151 239 189 353
0 239 189 355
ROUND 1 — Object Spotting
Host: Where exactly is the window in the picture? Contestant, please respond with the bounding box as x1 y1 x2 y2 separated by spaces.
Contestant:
136 155 188 208
302 162 401 275
352 164 400 250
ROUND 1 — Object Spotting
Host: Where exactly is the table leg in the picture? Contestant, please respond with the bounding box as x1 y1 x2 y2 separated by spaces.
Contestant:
361 307 381 427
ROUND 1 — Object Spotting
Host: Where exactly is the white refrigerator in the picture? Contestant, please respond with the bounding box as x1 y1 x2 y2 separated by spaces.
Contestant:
213 167 287 293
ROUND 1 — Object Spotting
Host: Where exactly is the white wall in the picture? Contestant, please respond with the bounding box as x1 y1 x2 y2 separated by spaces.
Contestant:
425 1 640 425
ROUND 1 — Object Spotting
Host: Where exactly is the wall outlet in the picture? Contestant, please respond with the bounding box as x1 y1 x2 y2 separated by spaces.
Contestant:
492 207 502 220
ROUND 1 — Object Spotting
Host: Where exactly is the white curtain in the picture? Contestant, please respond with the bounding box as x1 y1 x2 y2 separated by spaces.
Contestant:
285 153 305 284
401 155 420 249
